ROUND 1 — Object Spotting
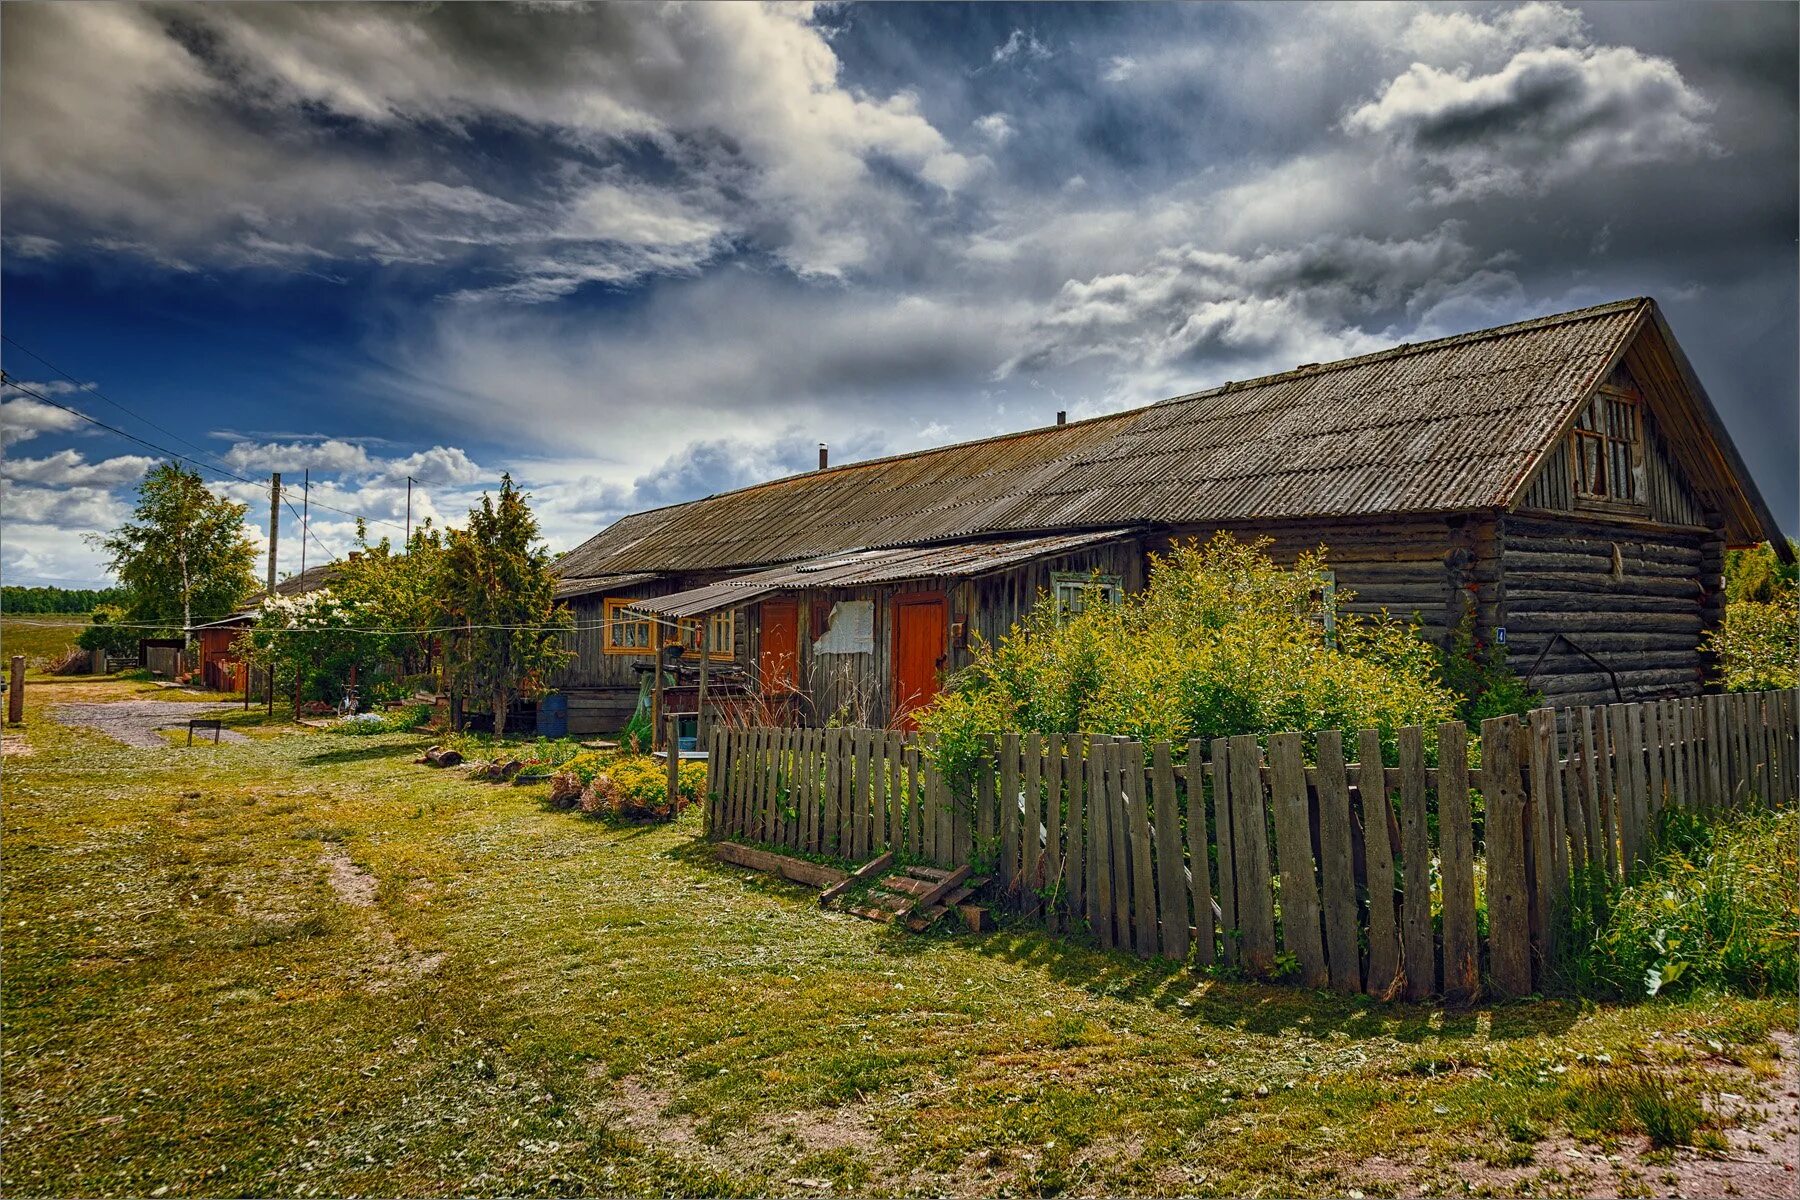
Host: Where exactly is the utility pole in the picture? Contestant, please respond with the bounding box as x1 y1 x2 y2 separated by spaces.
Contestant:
405 476 413 546
266 472 281 598
299 469 309 579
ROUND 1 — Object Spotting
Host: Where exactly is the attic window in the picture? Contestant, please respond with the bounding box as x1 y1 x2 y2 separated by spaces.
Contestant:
1571 385 1642 504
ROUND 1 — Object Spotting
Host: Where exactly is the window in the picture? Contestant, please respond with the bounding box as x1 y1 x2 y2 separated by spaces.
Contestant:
602 599 735 659
602 597 652 655
1052 572 1123 622
677 611 736 660
1571 387 1642 503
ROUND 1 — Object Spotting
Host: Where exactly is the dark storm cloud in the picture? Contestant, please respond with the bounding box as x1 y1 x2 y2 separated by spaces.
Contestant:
2 0 1793 587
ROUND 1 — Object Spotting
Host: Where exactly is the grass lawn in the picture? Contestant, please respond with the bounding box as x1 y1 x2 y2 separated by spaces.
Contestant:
1 613 90 668
3 677 1793 1198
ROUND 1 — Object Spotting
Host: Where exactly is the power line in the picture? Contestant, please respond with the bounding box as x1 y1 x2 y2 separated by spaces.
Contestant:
1 368 409 535
1 372 261 486
2 333 253 477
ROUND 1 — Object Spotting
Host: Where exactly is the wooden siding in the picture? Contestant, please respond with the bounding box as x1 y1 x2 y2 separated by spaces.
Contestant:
1497 514 1717 707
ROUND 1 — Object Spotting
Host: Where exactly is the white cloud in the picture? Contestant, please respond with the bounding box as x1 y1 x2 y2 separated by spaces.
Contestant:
973 113 1015 146
221 438 374 474
2 449 158 486
1 3 975 284
1347 22 1716 202
0 380 88 446
1101 56 1137 84
991 29 1051 66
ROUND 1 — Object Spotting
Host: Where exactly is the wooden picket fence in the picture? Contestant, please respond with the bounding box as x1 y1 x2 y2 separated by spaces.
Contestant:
705 688 1797 999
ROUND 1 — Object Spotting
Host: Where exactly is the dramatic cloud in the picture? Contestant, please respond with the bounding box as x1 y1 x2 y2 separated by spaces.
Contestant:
1348 14 1716 201
2 1 1793 586
2 449 158 486
0 2 977 285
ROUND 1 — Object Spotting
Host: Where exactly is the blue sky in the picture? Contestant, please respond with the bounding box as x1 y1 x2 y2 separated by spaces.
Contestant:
3 1 1795 588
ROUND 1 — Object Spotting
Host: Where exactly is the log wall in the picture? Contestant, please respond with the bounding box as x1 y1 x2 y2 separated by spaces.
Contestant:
1496 513 1720 706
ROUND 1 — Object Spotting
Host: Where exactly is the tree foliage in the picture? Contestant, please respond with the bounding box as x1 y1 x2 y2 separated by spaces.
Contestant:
1707 540 1799 692
2 585 128 613
920 534 1457 773
92 463 258 636
75 604 141 657
439 475 572 737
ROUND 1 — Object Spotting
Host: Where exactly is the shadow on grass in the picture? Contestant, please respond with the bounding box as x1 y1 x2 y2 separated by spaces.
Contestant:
954 923 1581 1043
300 741 427 765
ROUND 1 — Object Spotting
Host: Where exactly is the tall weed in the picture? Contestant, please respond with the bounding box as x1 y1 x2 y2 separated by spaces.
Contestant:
1569 807 1797 999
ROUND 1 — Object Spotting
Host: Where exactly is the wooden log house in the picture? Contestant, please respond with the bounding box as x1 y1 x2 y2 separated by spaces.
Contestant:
550 298 1787 734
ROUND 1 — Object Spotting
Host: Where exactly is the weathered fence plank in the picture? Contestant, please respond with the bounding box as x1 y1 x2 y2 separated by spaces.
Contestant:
1066 735 1086 917
1357 727 1401 1000
1045 735 1065 916
1483 715 1532 998
1270 731 1327 989
1398 726 1434 1000
1151 741 1188 964
1023 733 1043 905
1210 739 1237 966
1000 734 1020 896
1227 734 1276 977
1313 730 1359 993
1123 743 1158 958
1528 709 1564 970
1107 743 1133 951
1089 739 1115 948
1437 721 1479 1004
1185 740 1216 967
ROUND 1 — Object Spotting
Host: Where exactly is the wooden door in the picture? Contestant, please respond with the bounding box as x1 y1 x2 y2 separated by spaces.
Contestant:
759 601 800 693
892 593 948 731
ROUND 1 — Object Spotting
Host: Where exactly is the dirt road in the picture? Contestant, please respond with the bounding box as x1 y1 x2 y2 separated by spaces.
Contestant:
48 700 252 749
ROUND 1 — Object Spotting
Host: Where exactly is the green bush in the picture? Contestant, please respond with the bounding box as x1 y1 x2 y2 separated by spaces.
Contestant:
1437 607 1541 724
920 534 1456 773
580 755 706 820
1570 807 1797 999
1706 596 1798 692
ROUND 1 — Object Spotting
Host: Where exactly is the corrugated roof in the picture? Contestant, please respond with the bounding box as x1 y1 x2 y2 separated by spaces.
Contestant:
628 530 1133 618
558 299 1652 576
553 571 662 599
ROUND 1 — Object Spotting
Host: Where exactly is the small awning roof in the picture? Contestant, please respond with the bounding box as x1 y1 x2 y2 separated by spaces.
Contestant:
626 529 1135 619
553 571 663 599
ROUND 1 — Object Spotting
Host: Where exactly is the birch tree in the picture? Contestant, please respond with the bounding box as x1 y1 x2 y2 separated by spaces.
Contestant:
94 463 258 637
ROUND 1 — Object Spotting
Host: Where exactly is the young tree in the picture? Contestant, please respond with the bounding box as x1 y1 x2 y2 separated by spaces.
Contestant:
439 476 571 737
93 463 258 636
331 520 447 689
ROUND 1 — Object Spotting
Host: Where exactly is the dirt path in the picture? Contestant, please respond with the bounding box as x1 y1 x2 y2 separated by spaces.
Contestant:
48 700 252 749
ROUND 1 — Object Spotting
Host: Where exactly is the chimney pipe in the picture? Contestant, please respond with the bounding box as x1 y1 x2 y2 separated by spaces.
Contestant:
818 443 829 470
1056 411 1067 425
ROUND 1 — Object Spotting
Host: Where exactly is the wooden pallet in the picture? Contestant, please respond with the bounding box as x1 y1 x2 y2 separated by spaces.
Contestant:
838 863 987 927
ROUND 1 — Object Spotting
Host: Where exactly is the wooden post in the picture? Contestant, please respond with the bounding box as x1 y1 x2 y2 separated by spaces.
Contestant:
697 614 711 746
7 655 24 725
667 715 681 809
651 629 666 753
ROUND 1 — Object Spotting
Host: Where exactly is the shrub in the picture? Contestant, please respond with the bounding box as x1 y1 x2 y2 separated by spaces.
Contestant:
1569 807 1798 999
582 756 707 821
920 534 1457 774
1437 607 1542 724
1706 595 1799 692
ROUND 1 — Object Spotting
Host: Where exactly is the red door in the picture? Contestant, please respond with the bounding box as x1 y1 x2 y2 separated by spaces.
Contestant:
892 593 948 731
759 601 800 693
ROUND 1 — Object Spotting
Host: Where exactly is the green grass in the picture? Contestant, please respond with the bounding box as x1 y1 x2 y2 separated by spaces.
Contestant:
1 612 89 667
2 677 1790 1197
1568 807 1799 1000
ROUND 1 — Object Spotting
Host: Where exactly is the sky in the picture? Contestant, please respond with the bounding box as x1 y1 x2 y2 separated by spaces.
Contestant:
3 1 1795 591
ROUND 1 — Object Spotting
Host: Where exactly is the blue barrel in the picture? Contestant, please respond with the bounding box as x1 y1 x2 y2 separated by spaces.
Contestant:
536 692 569 737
